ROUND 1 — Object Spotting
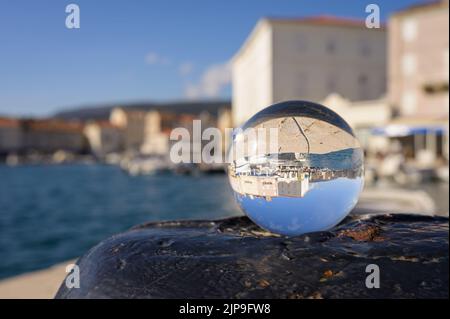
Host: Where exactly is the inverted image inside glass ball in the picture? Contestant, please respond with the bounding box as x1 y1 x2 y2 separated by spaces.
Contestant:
227 100 364 236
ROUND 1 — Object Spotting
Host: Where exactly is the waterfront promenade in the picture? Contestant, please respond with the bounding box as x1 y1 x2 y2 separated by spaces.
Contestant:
0 260 74 299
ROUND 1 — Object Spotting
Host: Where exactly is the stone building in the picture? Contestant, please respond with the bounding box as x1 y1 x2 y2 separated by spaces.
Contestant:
109 103 232 156
232 16 387 126
140 111 170 155
21 119 86 154
387 0 449 163
109 107 148 152
389 0 449 118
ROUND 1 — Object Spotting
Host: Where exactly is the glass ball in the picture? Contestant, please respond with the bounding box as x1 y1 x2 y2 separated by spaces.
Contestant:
228 101 364 236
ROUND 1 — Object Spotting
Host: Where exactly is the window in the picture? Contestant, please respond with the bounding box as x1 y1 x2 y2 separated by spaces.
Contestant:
444 50 449 81
359 40 371 57
401 91 417 115
358 74 369 100
402 54 416 76
326 39 336 54
402 18 417 42
326 75 338 93
295 34 308 52
295 73 308 97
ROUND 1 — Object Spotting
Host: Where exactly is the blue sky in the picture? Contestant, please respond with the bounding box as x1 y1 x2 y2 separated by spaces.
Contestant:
0 0 422 117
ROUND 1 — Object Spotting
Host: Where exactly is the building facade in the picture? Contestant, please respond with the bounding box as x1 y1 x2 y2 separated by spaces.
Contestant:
141 111 170 155
83 121 123 156
0 117 22 155
320 93 391 153
389 0 449 118
232 16 387 126
21 119 86 154
387 0 449 163
110 107 148 151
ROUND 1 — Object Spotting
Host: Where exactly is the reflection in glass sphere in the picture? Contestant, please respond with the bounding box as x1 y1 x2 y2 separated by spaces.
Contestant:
227 101 364 236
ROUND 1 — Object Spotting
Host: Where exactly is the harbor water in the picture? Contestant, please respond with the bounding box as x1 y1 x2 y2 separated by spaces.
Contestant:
0 164 241 280
0 164 448 280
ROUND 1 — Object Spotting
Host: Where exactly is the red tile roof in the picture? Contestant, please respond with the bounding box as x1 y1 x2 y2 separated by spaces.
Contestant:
268 15 386 29
0 117 20 128
394 0 447 16
24 119 83 133
89 120 120 129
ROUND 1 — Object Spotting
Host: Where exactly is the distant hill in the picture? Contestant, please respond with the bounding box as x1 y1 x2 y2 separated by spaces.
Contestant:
53 100 231 121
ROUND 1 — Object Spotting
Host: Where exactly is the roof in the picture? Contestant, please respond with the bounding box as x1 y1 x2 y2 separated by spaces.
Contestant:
392 0 448 17
86 120 120 129
233 15 386 61
267 15 386 29
23 119 83 133
0 117 20 128
54 101 231 121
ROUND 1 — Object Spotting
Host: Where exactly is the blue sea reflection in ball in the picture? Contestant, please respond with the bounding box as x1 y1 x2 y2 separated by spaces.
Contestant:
227 101 364 236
